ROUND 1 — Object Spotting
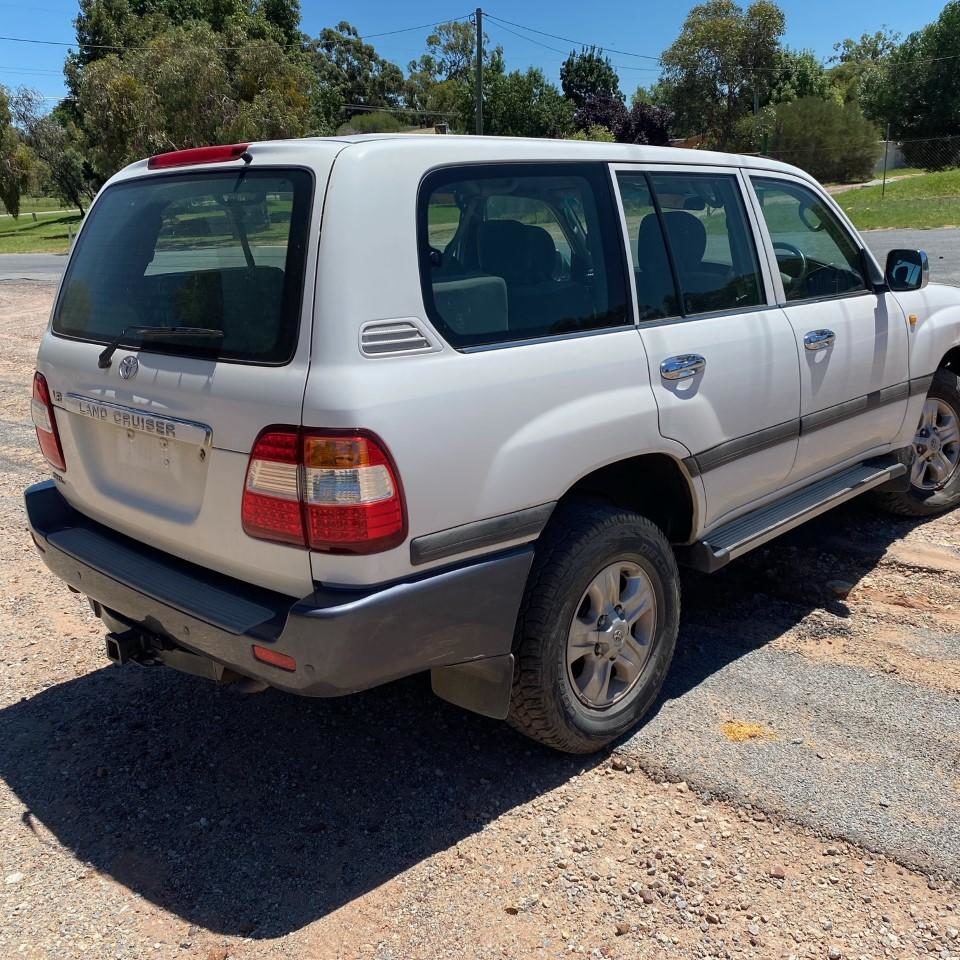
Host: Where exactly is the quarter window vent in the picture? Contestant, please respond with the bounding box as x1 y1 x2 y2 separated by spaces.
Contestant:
360 319 438 357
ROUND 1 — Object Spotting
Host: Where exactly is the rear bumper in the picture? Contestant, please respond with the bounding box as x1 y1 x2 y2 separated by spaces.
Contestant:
25 481 532 698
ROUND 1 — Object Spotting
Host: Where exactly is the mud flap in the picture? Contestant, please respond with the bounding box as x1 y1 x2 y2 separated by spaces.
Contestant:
431 653 515 720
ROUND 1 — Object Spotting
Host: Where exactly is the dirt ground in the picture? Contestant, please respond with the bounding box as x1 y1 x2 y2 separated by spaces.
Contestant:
0 281 958 960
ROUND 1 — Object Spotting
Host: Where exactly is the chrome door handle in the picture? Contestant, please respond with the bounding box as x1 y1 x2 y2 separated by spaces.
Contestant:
804 329 836 351
660 354 706 381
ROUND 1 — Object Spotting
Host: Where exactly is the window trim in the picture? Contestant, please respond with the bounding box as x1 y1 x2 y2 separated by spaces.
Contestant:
609 162 773 328
50 164 316 367
416 161 634 351
745 171 877 308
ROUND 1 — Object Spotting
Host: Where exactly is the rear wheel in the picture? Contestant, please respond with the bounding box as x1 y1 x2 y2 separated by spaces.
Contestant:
508 501 680 754
874 369 960 517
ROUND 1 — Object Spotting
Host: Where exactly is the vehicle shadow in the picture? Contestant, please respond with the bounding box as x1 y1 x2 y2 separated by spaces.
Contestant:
0 498 938 939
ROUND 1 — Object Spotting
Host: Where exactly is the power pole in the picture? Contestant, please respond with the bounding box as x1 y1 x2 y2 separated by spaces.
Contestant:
475 7 484 135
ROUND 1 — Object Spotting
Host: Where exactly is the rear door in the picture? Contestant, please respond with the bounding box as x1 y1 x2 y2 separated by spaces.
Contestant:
613 165 801 528
36 147 338 597
746 173 910 481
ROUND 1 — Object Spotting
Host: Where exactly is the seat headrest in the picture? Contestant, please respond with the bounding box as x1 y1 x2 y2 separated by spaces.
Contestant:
478 219 557 284
661 211 707 270
524 225 557 282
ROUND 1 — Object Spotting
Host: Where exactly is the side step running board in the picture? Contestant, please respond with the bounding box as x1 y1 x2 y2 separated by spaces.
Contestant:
681 457 907 573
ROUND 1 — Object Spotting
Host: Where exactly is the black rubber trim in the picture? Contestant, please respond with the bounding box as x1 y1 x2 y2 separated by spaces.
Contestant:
694 419 799 473
689 380 914 475
410 502 556 565
910 373 935 397
800 381 909 434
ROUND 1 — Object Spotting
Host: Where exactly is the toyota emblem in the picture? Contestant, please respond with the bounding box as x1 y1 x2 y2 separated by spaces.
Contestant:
118 356 139 380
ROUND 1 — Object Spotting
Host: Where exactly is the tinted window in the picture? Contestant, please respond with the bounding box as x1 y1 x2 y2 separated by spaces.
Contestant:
647 172 764 316
54 169 312 364
420 164 629 348
617 173 679 321
750 177 867 301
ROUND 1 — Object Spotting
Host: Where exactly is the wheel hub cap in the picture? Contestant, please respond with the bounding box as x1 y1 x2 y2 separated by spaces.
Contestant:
566 561 658 710
912 397 960 491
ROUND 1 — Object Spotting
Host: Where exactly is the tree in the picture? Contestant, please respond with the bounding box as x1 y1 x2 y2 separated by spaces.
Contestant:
481 67 575 139
10 90 94 214
659 0 785 148
72 20 319 180
827 27 899 107
574 96 673 145
857 2 960 164
0 86 37 218
338 110 406 134
406 20 499 127
561 47 622 111
312 20 405 122
769 48 832 104
769 97 879 182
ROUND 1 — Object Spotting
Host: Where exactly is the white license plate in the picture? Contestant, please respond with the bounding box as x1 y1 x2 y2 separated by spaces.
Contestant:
115 428 183 479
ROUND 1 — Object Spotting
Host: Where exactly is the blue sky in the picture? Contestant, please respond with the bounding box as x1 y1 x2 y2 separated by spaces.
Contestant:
0 0 949 104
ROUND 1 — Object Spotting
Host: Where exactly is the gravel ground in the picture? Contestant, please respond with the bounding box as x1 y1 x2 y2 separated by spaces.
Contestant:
1 281 959 959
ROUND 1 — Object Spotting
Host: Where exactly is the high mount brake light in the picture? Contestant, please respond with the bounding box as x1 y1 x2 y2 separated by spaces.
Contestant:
147 143 250 170
241 428 406 554
31 372 66 471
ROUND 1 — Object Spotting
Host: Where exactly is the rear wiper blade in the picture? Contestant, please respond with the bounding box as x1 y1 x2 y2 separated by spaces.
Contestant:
98 326 224 369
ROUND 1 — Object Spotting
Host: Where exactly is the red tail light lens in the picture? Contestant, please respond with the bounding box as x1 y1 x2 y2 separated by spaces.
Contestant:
147 143 250 169
241 428 406 554
302 433 406 554
31 372 66 471
242 429 304 546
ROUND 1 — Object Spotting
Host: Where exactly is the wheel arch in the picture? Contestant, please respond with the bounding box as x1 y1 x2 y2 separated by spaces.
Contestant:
939 345 960 373
555 452 698 543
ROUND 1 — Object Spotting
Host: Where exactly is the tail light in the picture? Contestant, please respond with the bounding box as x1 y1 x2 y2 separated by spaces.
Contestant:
31 372 66 471
242 428 406 554
147 143 250 169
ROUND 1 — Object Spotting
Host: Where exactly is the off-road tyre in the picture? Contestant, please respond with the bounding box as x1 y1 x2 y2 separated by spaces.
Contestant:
507 500 680 754
873 368 960 518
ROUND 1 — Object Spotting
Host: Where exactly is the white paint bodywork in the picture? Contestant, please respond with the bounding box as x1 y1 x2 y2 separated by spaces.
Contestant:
33 134 960 594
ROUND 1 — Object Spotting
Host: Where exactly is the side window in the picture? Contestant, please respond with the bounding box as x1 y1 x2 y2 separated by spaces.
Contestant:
646 172 765 316
617 173 679 321
419 164 629 348
750 177 867 302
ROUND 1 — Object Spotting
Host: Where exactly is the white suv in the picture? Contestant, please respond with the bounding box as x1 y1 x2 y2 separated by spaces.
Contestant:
25 135 960 753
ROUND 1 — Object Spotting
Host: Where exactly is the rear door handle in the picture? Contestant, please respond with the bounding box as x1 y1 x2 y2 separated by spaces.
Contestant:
804 329 836 351
660 354 706 381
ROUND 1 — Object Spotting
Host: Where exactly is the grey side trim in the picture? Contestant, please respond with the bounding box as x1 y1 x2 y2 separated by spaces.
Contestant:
694 419 799 474
800 381 909 435
910 373 935 397
410 502 556 565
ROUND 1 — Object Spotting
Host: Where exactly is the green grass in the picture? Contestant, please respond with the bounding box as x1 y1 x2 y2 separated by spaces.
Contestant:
838 168 960 230
0 211 82 254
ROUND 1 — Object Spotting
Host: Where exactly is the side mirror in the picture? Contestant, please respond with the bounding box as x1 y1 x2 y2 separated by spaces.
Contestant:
885 249 929 292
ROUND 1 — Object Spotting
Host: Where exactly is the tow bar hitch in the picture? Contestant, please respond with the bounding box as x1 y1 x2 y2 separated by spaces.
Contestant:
104 629 147 665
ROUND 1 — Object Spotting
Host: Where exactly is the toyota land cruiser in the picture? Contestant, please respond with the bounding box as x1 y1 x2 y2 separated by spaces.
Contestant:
24 135 960 753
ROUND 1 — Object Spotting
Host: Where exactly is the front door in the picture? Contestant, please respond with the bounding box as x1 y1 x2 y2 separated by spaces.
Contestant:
613 166 801 528
746 174 910 481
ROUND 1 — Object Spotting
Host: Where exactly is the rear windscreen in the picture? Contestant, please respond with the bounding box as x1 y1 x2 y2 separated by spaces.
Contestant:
53 168 312 364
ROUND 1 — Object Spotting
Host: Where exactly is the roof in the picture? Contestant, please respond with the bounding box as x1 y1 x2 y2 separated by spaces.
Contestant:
110 133 815 187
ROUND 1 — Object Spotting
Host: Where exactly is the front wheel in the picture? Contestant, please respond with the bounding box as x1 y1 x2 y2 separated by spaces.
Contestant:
507 501 680 754
874 368 960 517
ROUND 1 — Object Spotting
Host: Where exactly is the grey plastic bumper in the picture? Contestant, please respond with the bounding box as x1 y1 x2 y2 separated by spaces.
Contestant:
25 480 532 700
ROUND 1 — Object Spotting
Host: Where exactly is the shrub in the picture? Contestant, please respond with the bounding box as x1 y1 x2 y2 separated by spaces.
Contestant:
338 110 406 134
769 97 880 183
569 124 616 142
